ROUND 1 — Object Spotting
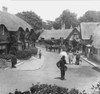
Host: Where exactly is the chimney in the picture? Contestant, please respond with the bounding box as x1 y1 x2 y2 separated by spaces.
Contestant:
2 6 8 12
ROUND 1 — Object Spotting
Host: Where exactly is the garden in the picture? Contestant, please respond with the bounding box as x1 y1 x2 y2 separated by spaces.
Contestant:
9 81 100 94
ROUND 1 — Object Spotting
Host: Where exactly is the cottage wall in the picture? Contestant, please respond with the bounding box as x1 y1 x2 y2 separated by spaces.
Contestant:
89 48 100 63
0 25 9 54
92 49 100 62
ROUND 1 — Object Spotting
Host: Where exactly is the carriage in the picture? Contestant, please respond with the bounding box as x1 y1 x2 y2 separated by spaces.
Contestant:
45 45 61 53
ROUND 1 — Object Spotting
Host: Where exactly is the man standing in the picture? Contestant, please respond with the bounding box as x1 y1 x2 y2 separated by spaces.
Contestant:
75 51 80 65
39 50 42 59
57 56 67 80
11 55 17 68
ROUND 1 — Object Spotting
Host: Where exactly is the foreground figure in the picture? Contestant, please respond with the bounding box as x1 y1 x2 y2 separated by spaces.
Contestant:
57 56 67 80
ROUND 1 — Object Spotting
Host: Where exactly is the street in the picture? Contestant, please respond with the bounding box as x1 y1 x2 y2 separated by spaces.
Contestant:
0 47 100 94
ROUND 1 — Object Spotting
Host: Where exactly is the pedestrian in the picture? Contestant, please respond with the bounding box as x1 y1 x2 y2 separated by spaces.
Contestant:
68 50 74 64
11 55 17 68
75 51 80 65
39 50 42 59
56 56 67 80
60 50 69 64
72 54 76 64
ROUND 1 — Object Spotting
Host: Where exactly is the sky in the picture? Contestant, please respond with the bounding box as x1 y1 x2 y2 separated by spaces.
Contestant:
0 0 100 21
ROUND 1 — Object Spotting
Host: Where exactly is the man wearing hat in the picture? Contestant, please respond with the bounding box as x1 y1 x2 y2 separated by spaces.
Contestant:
57 56 67 80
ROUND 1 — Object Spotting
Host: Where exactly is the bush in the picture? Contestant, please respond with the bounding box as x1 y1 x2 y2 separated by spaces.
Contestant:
0 54 14 60
9 83 88 94
16 47 38 59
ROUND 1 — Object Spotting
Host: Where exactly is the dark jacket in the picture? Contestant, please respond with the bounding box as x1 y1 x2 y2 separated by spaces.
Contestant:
57 57 67 70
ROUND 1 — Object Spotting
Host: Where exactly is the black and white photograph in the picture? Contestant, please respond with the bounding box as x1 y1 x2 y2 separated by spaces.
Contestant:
0 0 100 94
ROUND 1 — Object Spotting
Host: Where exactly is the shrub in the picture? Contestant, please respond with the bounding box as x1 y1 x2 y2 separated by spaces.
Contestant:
10 83 87 94
69 88 79 94
16 47 38 59
0 54 14 60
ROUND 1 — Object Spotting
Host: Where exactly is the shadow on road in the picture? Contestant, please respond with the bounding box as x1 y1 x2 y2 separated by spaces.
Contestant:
54 77 61 80
92 67 100 72
54 77 66 81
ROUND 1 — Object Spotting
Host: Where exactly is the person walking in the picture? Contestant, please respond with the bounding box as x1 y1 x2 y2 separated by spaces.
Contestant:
11 55 17 68
60 50 69 64
75 51 80 65
39 50 42 59
68 50 74 64
57 56 67 80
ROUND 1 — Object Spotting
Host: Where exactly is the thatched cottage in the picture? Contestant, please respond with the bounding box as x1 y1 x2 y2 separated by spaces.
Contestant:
0 6 32 54
91 23 100 62
80 22 99 56
39 27 80 42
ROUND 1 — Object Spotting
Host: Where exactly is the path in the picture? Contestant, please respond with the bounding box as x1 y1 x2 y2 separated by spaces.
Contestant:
0 47 100 94
16 56 44 71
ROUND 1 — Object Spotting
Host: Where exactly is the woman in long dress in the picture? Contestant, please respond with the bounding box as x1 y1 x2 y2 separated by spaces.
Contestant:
60 50 69 64
68 50 74 64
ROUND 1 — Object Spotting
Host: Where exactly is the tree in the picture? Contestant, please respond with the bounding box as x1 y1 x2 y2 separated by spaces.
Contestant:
53 21 61 29
28 29 40 47
55 10 79 29
9 34 18 55
19 30 26 49
16 11 42 30
79 10 100 22
42 20 54 30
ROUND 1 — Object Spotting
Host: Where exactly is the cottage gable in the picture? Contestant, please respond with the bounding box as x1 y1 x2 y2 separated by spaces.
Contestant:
92 24 100 48
80 22 99 40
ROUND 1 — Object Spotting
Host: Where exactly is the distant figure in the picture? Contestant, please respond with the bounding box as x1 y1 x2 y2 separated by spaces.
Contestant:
75 51 80 65
11 55 17 68
72 54 76 64
57 56 67 80
60 50 69 64
39 50 42 59
68 50 74 64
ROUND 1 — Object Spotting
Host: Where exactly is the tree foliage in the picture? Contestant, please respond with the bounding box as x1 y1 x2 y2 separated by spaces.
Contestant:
9 34 18 55
16 11 42 30
79 10 100 22
28 29 38 42
53 21 61 29
42 20 54 30
55 10 79 29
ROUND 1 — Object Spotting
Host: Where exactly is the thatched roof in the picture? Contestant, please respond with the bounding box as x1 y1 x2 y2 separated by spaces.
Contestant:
39 29 73 40
80 22 99 40
92 24 100 48
0 11 32 31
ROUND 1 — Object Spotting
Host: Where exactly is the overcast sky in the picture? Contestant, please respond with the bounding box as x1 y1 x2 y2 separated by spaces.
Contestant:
0 0 100 21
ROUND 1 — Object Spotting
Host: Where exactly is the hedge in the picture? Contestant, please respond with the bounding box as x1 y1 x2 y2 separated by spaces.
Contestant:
16 47 38 60
0 54 14 60
9 83 87 94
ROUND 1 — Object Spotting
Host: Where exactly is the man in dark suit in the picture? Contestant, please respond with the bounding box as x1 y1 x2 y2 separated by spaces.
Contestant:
11 55 17 68
57 56 67 80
